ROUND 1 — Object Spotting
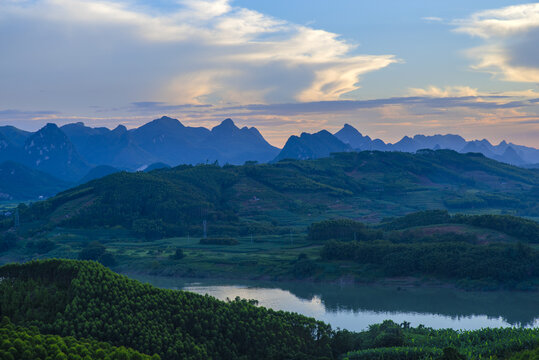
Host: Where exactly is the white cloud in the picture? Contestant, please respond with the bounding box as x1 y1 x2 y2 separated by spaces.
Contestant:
0 0 397 106
409 86 479 97
454 3 539 82
454 3 539 38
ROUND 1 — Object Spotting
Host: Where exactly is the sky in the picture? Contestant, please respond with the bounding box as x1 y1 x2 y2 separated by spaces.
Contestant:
1 0 539 147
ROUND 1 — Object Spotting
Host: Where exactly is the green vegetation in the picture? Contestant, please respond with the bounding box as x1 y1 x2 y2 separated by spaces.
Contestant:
199 237 239 245
307 219 382 242
78 241 117 267
0 317 156 360
170 248 185 260
2 209 539 289
452 214 539 243
15 150 539 241
321 240 538 289
341 320 539 360
0 231 17 252
1 152 539 358
311 212 539 289
0 259 336 359
1 260 539 360
383 210 539 243
2 150 539 288
509 347 539 360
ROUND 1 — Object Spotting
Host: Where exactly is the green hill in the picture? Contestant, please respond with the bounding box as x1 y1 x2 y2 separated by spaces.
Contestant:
17 150 539 238
0 259 336 359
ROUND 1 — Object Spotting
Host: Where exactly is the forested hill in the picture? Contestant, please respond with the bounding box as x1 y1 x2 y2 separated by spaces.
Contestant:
14 149 539 238
0 259 336 359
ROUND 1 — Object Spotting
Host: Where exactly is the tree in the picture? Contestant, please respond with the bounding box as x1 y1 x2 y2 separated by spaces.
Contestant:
170 248 185 260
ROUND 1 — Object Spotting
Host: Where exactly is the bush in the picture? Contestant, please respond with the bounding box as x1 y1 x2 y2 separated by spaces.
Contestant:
78 242 116 267
291 254 318 278
170 248 185 260
78 242 106 261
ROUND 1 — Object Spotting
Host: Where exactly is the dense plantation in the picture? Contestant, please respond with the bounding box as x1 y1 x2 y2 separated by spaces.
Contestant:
0 260 336 360
321 240 539 288
1 260 539 360
0 317 156 360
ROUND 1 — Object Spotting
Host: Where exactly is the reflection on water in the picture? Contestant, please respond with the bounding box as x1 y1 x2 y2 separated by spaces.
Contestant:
127 274 539 332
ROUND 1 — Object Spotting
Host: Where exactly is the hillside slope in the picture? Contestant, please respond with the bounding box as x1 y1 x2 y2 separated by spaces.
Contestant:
18 150 539 237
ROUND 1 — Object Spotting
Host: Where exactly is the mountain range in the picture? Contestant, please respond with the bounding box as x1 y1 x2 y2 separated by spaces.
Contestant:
1 116 539 200
329 123 539 167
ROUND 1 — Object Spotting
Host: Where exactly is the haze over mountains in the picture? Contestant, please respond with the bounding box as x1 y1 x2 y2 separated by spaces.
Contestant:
1 115 539 200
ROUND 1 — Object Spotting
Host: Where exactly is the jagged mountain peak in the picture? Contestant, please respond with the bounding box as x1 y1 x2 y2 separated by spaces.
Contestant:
148 116 184 128
274 130 350 162
339 123 362 135
212 118 239 132
22 123 89 181
112 124 127 133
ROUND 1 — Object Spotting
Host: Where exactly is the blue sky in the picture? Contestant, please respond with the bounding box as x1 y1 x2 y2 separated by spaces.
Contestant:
1 0 538 147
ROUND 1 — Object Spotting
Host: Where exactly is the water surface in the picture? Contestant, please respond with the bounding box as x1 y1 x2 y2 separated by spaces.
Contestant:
128 274 539 332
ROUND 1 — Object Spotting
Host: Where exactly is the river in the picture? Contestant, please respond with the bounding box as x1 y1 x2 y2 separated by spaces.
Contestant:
127 274 539 332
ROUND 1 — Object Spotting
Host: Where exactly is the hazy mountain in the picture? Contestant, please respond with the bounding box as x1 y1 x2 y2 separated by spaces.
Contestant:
274 130 351 162
206 118 280 164
494 146 525 166
61 122 156 169
334 124 539 166
460 140 497 159
1 120 538 183
130 116 279 165
0 132 24 163
0 161 71 200
499 141 539 165
334 124 388 151
79 165 120 184
23 123 90 181
0 126 31 147
393 134 467 152
130 116 215 165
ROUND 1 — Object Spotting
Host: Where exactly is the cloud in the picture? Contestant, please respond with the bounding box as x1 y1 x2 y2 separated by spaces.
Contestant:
130 102 212 111
0 0 397 108
454 3 539 82
408 86 479 97
454 4 539 38
422 17 443 22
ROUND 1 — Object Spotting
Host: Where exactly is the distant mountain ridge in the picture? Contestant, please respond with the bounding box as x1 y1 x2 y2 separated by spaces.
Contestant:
1 117 539 189
329 124 539 167
274 130 351 162
0 117 279 185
